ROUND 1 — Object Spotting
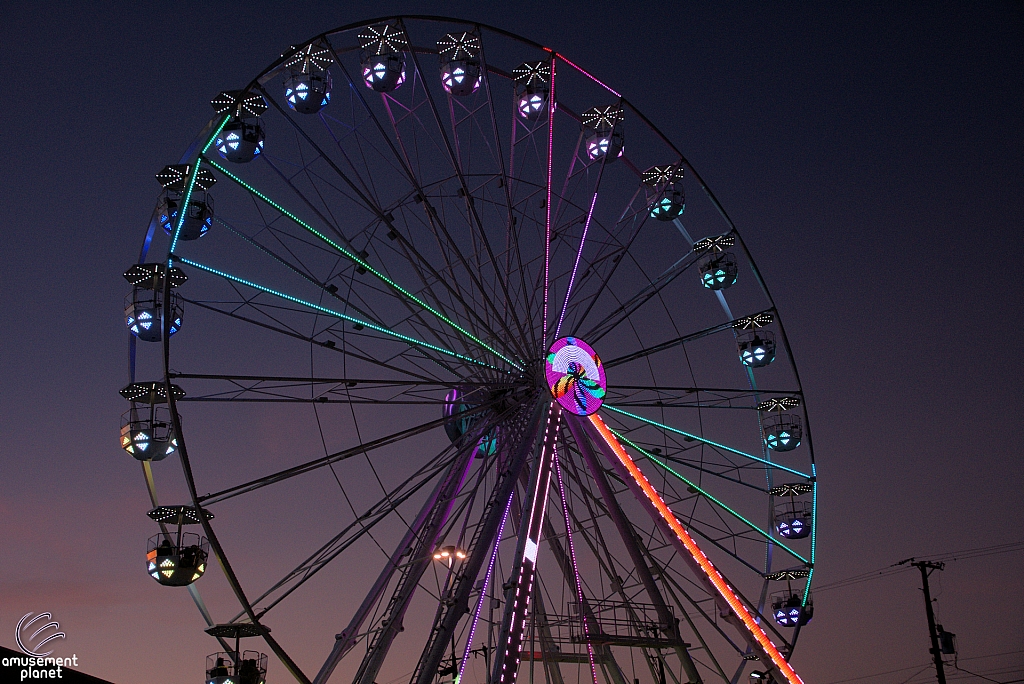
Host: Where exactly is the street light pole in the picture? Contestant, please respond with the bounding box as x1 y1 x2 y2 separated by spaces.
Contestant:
448 553 456 684
434 545 467 683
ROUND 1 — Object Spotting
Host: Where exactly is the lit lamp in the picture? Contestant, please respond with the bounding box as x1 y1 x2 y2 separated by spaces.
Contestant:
434 544 468 682
433 544 467 567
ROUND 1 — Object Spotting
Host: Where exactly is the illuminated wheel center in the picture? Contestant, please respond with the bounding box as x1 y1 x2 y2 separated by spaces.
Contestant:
545 337 607 415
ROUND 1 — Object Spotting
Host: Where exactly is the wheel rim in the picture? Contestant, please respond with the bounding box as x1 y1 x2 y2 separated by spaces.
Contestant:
123 16 817 684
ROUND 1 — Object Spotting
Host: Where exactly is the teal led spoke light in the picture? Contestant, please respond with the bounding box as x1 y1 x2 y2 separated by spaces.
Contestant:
201 157 522 371
176 257 496 370
603 404 810 479
169 115 229 254
613 430 808 565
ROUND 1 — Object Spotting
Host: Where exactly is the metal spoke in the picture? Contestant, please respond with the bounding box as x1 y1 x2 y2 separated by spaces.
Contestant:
583 414 802 684
179 256 499 371
257 92 508 362
379 47 528 357
606 385 800 406
197 401 499 505
602 310 773 370
426 47 536 355
578 250 700 346
179 296 444 383
200 156 522 370
410 397 545 684
318 54 476 333
611 429 808 565
602 405 810 480
233 447 455 621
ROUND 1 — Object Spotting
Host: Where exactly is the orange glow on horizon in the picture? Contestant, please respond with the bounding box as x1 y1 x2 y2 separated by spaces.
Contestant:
587 413 804 684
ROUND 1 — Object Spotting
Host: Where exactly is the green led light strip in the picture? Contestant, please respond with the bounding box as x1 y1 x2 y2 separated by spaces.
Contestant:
202 116 230 155
170 116 230 254
810 464 817 565
200 157 523 371
804 466 817 604
169 162 202 254
603 405 810 479
176 256 496 370
611 429 808 565
171 116 230 254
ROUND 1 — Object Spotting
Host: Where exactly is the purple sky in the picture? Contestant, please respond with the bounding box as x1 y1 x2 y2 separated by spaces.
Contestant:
1 2 1021 684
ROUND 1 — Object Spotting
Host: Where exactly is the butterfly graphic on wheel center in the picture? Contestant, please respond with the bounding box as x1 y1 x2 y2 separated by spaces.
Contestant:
546 337 607 416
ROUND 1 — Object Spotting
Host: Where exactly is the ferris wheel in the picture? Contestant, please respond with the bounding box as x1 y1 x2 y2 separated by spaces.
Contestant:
121 16 818 684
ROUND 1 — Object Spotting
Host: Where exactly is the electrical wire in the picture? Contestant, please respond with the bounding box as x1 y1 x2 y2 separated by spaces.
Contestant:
820 662 932 684
955 664 1024 684
814 541 1024 593
821 652 1024 684
894 665 934 684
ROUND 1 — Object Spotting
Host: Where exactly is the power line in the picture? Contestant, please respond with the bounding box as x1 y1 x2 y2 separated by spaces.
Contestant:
903 666 1010 684
821 663 932 684
895 665 935 684
955 665 1023 684
814 541 1024 593
818 650 1024 684
930 541 1024 563
959 652 1024 662
904 665 1024 684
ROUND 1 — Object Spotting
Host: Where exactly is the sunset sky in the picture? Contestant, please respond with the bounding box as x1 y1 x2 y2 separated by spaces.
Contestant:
1 2 1021 684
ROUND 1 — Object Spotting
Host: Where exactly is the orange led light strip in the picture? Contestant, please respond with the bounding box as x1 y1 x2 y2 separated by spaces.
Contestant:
588 413 804 684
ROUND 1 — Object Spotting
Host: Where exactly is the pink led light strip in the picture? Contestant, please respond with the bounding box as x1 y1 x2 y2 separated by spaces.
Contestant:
547 51 621 98
588 413 804 684
542 59 556 343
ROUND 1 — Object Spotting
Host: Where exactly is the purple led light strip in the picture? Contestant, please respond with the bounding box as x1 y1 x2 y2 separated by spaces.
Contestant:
522 409 557 564
554 446 599 684
497 405 559 684
455 489 515 684
554 189 599 338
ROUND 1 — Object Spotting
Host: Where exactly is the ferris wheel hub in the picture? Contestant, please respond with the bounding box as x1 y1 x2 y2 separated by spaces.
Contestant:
545 337 607 416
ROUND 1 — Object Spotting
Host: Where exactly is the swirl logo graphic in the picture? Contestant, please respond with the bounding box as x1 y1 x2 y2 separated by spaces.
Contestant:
16 612 66 657
546 337 606 416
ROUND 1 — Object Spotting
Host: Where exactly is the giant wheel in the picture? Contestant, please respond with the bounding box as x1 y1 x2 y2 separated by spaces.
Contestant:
122 16 817 684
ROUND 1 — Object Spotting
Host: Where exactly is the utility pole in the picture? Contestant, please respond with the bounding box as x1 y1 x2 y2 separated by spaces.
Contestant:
909 560 947 684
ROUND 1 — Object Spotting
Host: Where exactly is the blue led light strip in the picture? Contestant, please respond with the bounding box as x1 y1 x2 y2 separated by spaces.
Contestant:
611 429 808 565
170 116 230 254
176 257 495 370
201 158 523 371
602 405 810 479
810 463 817 565
804 462 818 605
